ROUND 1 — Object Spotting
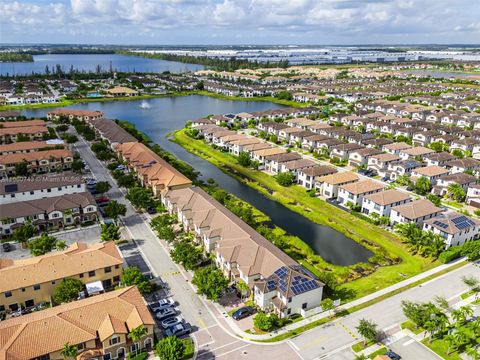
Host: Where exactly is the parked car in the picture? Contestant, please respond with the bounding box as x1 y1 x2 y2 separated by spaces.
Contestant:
149 298 175 312
155 308 177 320
232 306 254 320
164 323 192 337
147 207 157 214
2 243 12 252
160 315 183 329
386 350 401 360
96 196 110 204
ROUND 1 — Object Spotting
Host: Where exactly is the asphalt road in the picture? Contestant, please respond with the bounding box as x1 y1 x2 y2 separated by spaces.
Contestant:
389 336 441 360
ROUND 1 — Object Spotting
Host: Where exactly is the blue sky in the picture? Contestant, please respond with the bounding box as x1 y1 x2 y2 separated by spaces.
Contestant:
1 0 479 45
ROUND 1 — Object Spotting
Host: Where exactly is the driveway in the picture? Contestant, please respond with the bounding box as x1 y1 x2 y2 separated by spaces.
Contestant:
389 336 441 360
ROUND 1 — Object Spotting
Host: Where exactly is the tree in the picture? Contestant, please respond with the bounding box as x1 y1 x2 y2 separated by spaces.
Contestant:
95 181 111 195
155 336 185 360
321 298 335 312
71 159 85 173
120 266 153 295
192 267 228 301
11 221 36 247
28 234 60 256
53 278 84 304
466 347 480 360
170 240 204 270
236 280 250 301
104 200 127 222
14 161 29 176
414 176 431 195
447 183 466 202
356 319 378 345
462 276 480 299
275 172 295 187
61 342 78 360
56 240 67 251
237 151 252 167
253 311 279 331
426 194 442 207
128 325 147 356
100 223 121 241
126 187 155 210
116 173 137 188
276 91 293 101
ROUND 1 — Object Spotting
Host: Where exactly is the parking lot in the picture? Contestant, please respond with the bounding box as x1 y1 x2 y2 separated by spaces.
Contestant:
1 225 101 260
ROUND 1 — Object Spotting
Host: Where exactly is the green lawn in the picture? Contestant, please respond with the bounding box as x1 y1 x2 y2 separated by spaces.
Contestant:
173 129 439 299
421 338 463 360
352 339 376 352
460 290 474 300
182 338 195 359
401 319 424 335
367 347 387 359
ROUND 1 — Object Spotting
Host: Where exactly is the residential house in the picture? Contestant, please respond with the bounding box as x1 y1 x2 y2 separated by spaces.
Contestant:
115 142 192 196
390 199 443 226
47 109 104 122
367 153 401 177
297 165 337 190
348 147 383 167
0 286 154 359
264 152 302 174
445 158 480 174
410 166 450 186
0 241 123 312
337 179 385 207
424 152 456 167
316 172 359 198
423 212 480 248
432 173 477 197
362 189 411 218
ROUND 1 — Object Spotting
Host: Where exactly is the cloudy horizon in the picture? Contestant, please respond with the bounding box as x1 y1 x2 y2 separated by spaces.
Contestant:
1 0 480 45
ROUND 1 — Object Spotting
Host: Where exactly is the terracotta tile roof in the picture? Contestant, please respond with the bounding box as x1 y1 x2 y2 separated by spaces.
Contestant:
0 287 154 360
0 126 48 136
0 141 57 154
115 142 191 190
0 120 45 128
425 211 480 235
340 179 385 195
252 147 286 157
364 189 411 206
0 242 122 293
392 199 442 220
317 171 359 185
48 109 103 117
383 142 412 151
412 165 449 177
0 149 72 166
0 172 83 195
0 192 95 220
87 118 138 144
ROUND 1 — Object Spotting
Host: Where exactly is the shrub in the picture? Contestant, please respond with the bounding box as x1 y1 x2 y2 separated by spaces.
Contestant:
438 246 463 263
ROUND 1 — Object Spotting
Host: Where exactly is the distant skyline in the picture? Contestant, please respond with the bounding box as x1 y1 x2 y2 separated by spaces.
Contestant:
1 0 480 45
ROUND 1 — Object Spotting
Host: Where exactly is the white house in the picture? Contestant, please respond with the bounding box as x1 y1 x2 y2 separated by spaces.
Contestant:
390 199 443 226
337 180 386 207
361 189 412 218
423 212 480 248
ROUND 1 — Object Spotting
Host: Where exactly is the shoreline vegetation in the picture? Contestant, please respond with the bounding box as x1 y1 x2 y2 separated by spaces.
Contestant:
172 128 439 299
0 90 307 111
116 50 289 71
0 53 34 63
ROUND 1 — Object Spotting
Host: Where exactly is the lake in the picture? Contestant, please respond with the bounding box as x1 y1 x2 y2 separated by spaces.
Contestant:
408 69 480 79
23 95 373 266
0 54 204 76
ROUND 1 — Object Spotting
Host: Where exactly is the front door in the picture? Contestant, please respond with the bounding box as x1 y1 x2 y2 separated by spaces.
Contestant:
25 299 34 308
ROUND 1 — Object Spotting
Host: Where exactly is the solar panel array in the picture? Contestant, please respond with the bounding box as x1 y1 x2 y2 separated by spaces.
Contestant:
433 220 448 229
266 280 277 291
291 275 319 295
452 216 476 230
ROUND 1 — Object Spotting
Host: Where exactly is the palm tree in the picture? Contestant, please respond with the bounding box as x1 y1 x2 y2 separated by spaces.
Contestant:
444 333 457 355
434 295 450 311
462 276 480 299
447 183 466 202
61 342 78 359
128 325 147 355
466 347 480 360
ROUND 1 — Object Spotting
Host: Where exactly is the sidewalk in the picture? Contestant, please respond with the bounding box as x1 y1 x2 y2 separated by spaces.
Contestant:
209 257 470 341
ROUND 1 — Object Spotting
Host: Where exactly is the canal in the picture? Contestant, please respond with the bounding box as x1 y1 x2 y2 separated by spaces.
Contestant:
24 95 373 266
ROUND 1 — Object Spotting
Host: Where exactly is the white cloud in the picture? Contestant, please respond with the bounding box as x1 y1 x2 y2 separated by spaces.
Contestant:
0 0 479 44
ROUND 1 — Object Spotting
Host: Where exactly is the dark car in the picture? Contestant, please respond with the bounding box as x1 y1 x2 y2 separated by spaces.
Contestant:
386 350 401 360
2 243 12 252
164 323 192 337
147 207 157 215
232 306 254 320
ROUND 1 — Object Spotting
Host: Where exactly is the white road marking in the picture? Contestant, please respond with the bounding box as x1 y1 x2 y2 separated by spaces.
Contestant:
403 338 415 346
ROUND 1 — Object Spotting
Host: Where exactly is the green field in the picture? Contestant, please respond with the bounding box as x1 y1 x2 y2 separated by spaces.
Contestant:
173 129 439 299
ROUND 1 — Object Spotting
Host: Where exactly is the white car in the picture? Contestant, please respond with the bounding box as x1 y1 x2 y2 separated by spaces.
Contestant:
149 298 175 312
161 315 183 329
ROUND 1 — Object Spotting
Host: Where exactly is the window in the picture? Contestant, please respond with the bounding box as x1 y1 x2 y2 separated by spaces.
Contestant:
103 353 111 360
288 297 292 303
88 271 95 277
10 194 15 198
34 284 41 291
109 336 120 346
104 267 111 273
77 342 85 351
4 291 12 298
115 265 120 269
131 344 139 352
58 187 62 191
47 189 51 193
30 191 34 195
113 276 120 283
79 273 84 278
51 281 56 285
287 308 291 315
0 305 4 312
302 302 308 309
